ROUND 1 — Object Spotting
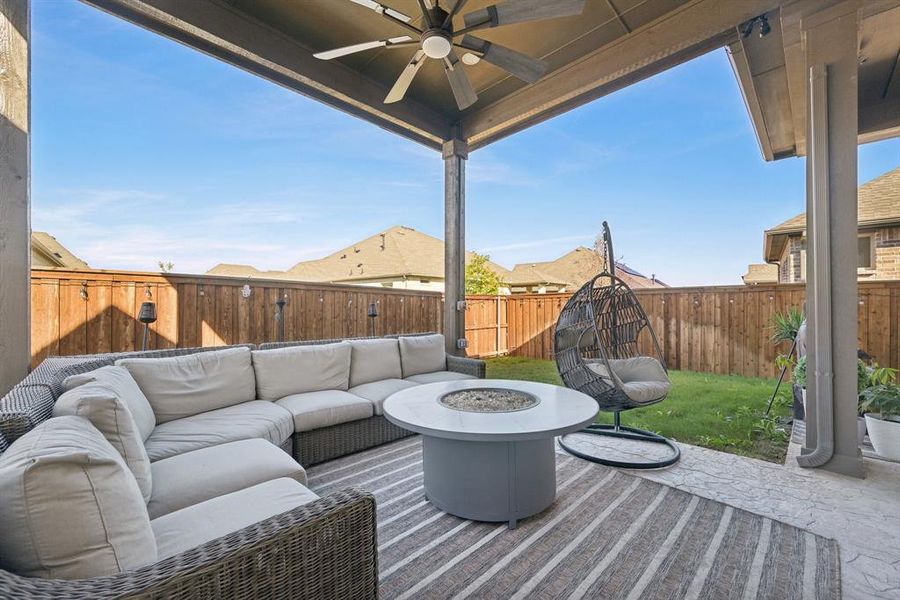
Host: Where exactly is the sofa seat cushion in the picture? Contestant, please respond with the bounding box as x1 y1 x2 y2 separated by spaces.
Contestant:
148 439 306 519
0 416 156 579
252 342 351 399
399 334 446 377
63 365 156 441
53 381 153 502
144 401 294 462
276 390 374 432
404 370 478 384
152 478 319 561
349 379 418 415
348 338 403 387
117 347 257 424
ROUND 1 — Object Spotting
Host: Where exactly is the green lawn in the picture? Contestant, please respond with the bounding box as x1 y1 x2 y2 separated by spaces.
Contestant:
485 356 793 463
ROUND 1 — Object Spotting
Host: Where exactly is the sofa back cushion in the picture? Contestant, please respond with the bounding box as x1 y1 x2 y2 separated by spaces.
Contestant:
252 342 351 400
399 334 446 377
0 416 157 579
117 347 256 424
348 339 402 387
63 365 156 441
53 382 153 502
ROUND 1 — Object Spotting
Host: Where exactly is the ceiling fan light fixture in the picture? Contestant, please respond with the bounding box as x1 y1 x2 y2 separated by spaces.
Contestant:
422 31 452 59
461 52 481 65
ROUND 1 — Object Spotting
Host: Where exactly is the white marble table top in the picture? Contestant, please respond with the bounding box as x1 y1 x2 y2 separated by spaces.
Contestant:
383 379 598 442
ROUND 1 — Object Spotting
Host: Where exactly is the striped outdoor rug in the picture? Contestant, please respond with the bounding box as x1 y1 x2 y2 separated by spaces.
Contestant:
306 437 841 600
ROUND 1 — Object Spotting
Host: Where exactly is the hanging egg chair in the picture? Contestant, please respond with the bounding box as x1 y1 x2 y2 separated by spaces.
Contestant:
555 222 680 469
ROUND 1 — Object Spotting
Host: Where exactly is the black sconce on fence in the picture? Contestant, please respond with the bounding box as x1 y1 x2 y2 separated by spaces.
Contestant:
275 296 287 342
139 301 157 351
368 302 378 337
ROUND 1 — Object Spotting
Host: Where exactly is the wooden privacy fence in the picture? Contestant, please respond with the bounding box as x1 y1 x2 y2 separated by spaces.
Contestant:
31 269 444 368
30 270 900 379
463 282 900 378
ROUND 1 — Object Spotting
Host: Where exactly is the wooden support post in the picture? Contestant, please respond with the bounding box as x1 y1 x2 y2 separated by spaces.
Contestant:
443 138 467 356
0 0 31 396
797 1 864 478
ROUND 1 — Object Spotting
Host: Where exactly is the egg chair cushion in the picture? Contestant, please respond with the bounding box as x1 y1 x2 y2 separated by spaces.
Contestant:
585 356 671 404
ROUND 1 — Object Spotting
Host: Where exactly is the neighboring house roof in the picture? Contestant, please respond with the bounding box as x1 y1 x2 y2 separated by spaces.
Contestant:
764 167 900 261
31 232 89 269
208 226 511 283
508 247 666 290
207 228 667 291
742 263 779 285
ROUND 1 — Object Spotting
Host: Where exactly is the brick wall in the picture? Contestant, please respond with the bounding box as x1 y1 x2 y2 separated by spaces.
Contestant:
873 226 900 280
778 226 900 282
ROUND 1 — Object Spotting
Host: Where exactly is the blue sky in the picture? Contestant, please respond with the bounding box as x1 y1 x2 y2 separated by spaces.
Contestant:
33 0 899 286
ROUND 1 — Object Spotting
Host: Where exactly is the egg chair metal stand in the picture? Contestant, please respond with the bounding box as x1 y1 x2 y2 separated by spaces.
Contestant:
554 223 680 469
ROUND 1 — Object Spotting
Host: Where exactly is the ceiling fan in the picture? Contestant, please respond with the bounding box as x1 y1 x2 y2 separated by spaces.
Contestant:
313 0 587 110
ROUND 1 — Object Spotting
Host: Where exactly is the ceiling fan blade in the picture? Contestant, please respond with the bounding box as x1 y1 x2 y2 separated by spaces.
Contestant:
462 0 585 31
458 35 547 83
443 0 469 28
347 0 422 36
314 36 413 60
444 50 478 110
385 50 427 103
348 0 413 22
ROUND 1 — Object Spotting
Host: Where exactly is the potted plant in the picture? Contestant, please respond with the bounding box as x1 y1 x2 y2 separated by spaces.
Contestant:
860 383 900 460
859 365 898 444
795 357 895 445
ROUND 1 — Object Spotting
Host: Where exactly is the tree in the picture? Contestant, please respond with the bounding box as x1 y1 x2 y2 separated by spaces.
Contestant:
158 261 175 273
465 252 505 295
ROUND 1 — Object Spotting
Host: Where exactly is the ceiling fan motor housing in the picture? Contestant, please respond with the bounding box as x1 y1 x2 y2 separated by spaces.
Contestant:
422 29 452 59
421 6 453 59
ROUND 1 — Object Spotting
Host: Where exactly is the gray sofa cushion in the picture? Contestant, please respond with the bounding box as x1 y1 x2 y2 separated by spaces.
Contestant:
399 334 446 377
276 390 374 432
0 416 156 579
349 378 418 415
152 478 319 560
116 347 256 424
53 382 153 502
348 339 403 387
63 365 156 441
404 370 478 384
148 438 307 519
252 342 351 399
143 400 294 462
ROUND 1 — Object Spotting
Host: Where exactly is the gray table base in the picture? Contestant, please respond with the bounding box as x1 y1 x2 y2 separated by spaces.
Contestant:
422 436 557 529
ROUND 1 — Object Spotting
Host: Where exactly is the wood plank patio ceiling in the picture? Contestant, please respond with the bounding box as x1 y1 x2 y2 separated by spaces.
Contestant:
83 0 786 150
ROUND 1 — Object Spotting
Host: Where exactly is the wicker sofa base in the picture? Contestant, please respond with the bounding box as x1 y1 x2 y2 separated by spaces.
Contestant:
293 416 415 467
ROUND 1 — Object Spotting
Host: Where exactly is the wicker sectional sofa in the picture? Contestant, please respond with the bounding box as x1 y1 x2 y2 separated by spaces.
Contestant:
0 333 485 598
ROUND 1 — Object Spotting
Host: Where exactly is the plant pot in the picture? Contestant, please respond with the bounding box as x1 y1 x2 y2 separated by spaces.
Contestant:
864 414 900 461
857 416 867 446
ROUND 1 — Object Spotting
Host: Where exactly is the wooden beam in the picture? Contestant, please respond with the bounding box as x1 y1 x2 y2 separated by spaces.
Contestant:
0 0 30 395
443 138 467 355
81 0 451 150
461 0 783 149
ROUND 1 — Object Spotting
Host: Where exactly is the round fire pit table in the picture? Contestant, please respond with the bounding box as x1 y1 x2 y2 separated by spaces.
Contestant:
383 379 598 529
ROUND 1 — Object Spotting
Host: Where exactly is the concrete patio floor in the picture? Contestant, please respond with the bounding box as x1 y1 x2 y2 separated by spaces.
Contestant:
562 434 900 599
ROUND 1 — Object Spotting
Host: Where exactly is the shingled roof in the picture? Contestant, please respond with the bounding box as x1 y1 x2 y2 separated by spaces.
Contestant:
764 167 900 261
208 226 510 282
507 247 666 290
31 232 89 270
